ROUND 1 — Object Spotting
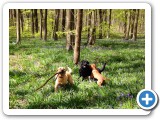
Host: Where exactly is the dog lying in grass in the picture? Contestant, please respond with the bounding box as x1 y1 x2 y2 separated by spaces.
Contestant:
90 64 109 87
79 60 106 81
54 67 74 92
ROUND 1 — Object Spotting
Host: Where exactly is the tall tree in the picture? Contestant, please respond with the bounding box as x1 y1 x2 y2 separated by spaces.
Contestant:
74 9 83 64
40 9 43 39
43 9 47 41
123 10 127 37
52 9 60 40
132 9 140 41
61 9 66 32
88 10 96 45
34 9 38 33
107 9 112 39
16 9 21 44
31 9 35 37
130 9 136 38
87 10 91 44
98 9 103 39
125 10 131 40
66 9 74 51
20 10 24 32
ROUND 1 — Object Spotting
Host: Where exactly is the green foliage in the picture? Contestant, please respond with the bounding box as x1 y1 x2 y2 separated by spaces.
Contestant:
9 38 145 109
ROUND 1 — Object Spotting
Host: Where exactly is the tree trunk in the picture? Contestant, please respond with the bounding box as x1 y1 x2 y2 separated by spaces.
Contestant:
124 10 127 37
66 9 74 51
62 9 66 32
34 9 38 33
88 10 96 45
40 9 43 39
87 10 91 44
107 9 112 39
52 9 60 40
132 9 140 41
31 9 35 38
20 10 24 32
43 9 47 41
98 9 103 39
125 10 131 40
130 9 136 38
16 9 21 44
74 9 83 64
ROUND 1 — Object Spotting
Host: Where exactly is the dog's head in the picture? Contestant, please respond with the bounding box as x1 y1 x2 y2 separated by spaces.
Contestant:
80 60 90 69
90 64 96 70
57 67 66 78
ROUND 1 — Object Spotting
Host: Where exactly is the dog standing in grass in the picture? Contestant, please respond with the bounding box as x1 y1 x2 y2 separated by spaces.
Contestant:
54 67 74 92
90 64 109 86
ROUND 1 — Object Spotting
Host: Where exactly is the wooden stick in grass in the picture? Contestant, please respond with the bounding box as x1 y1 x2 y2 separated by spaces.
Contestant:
35 72 60 91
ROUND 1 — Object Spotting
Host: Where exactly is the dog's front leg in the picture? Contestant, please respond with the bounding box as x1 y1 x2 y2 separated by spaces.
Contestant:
54 82 59 92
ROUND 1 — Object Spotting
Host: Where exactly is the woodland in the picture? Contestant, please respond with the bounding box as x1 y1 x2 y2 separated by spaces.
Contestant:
9 9 145 109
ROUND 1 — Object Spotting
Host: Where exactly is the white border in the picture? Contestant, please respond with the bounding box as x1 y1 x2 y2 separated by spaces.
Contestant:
3 3 151 115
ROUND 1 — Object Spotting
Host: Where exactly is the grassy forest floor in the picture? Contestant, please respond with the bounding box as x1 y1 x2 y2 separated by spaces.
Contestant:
9 38 145 109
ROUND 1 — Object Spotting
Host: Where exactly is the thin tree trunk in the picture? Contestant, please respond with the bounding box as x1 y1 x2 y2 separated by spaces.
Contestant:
107 9 112 39
74 9 83 64
132 9 140 41
124 10 127 38
62 9 66 32
20 10 24 32
34 9 38 33
66 9 74 51
52 9 60 40
43 9 47 41
88 10 96 45
31 9 35 38
87 10 91 44
16 9 21 44
99 9 103 39
130 9 136 38
40 9 43 39
125 10 131 40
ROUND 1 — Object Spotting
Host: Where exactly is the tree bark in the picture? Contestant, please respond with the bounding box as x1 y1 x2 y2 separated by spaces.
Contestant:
52 9 60 40
16 9 21 44
31 9 35 38
87 10 91 44
34 9 38 33
20 10 24 32
107 9 112 39
74 9 83 64
125 10 131 40
66 9 74 51
43 9 47 41
62 9 66 32
98 9 103 39
88 10 96 45
130 9 136 38
124 10 127 37
132 9 140 41
40 9 43 39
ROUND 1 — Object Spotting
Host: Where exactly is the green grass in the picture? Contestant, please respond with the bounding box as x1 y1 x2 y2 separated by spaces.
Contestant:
9 38 145 109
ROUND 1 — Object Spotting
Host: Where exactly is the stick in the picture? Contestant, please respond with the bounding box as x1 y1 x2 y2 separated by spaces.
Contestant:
35 72 59 92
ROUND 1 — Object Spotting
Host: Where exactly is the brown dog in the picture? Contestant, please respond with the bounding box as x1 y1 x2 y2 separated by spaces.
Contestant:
90 64 109 86
54 67 74 92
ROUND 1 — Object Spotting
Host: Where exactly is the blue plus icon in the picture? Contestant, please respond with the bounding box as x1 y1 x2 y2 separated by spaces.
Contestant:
142 93 153 105
137 89 158 110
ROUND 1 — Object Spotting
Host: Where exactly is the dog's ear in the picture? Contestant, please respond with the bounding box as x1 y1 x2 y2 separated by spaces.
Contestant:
65 66 68 71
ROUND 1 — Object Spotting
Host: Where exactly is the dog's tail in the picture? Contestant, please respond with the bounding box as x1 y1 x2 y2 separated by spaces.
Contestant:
67 67 72 74
99 63 107 73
